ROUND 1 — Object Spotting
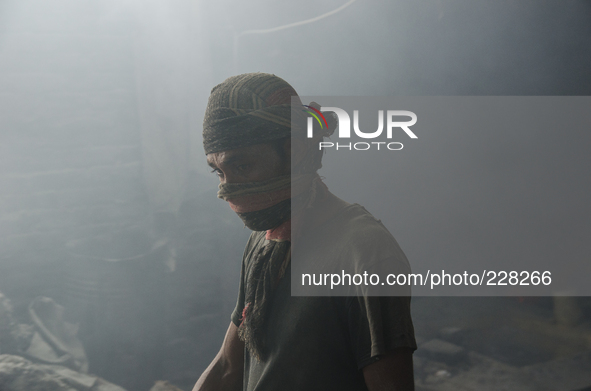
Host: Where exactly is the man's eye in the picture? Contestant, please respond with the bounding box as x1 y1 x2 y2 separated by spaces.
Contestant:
210 169 223 178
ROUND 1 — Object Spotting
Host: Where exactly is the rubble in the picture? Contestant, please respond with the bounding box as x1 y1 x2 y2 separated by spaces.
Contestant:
25 296 88 372
412 297 591 391
0 354 126 391
416 339 467 365
149 380 184 391
0 291 129 391
0 291 37 356
523 352 591 391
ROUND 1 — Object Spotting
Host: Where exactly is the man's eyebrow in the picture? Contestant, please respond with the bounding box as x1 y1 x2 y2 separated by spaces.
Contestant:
208 153 246 168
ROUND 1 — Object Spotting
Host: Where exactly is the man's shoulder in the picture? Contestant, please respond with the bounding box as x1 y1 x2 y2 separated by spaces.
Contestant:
305 203 409 270
327 203 399 247
242 203 409 269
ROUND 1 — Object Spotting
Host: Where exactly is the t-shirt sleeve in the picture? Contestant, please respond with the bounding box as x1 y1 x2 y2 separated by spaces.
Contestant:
347 295 417 369
231 231 264 327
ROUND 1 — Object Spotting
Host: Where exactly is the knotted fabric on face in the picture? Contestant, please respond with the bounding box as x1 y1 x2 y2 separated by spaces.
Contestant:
217 173 318 232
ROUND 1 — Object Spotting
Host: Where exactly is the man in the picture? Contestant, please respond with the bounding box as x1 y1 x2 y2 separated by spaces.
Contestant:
193 73 416 391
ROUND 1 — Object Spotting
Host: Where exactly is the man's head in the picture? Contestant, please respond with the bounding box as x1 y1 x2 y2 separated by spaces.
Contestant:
203 73 297 156
202 73 334 231
203 73 334 176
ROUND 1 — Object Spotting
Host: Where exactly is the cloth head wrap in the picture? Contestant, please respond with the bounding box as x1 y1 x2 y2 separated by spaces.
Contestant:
203 72 334 173
203 73 300 155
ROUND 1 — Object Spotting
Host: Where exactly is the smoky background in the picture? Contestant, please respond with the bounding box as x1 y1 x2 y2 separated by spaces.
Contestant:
0 0 590 390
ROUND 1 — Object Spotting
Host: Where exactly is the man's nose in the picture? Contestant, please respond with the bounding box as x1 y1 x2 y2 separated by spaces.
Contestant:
220 172 241 184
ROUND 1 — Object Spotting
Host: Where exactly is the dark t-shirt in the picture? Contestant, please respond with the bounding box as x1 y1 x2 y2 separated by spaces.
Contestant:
231 203 417 391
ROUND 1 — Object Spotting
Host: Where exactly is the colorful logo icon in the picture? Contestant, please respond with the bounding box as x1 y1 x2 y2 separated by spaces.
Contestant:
303 105 329 129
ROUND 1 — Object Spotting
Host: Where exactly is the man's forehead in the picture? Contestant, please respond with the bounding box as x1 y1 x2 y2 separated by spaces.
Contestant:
206 143 284 167
206 144 270 167
207 150 243 167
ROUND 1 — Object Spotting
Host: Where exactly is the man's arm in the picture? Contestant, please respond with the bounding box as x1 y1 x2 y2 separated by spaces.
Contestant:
362 347 415 391
193 322 244 391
